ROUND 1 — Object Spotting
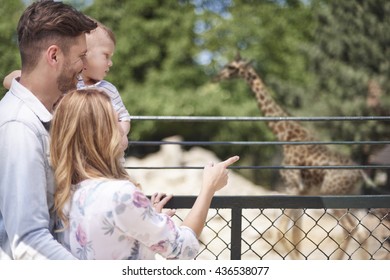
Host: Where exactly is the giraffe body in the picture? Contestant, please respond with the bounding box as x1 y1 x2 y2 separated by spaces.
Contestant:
282 144 362 195
214 53 363 196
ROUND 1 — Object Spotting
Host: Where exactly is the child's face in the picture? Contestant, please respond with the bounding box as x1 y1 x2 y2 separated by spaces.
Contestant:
82 28 115 85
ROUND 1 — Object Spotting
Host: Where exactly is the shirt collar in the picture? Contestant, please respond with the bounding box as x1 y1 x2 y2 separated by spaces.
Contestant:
10 79 53 124
78 78 102 88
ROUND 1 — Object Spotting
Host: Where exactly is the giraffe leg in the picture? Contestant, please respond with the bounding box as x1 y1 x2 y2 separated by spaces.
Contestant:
320 170 362 259
332 209 360 260
278 208 303 259
280 168 307 259
280 169 305 194
290 209 304 259
279 169 306 259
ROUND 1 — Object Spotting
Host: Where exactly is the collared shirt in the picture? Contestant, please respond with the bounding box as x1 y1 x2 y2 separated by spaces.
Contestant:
57 179 199 260
0 79 75 259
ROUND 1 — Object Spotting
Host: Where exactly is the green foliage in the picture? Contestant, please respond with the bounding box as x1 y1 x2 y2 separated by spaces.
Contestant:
305 0 390 162
197 0 315 108
191 0 317 185
2 0 386 188
85 0 205 91
0 0 23 98
86 0 317 188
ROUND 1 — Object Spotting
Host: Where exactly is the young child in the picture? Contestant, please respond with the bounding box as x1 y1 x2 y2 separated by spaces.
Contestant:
79 19 131 151
3 19 130 152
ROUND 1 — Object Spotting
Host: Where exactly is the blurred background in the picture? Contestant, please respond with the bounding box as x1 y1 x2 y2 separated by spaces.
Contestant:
1 0 389 190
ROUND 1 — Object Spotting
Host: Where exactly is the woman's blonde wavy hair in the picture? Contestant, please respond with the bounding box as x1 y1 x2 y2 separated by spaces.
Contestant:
50 88 137 227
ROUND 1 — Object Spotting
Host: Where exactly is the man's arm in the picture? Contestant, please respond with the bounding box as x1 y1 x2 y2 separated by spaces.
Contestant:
0 122 76 259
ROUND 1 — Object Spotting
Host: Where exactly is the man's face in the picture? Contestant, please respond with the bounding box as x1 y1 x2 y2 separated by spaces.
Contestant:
57 34 88 94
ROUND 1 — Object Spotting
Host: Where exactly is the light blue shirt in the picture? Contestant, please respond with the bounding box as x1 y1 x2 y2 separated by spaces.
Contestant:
0 79 75 259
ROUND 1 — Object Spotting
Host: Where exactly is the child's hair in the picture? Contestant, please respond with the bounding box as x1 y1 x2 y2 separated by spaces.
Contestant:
88 16 116 45
50 88 137 226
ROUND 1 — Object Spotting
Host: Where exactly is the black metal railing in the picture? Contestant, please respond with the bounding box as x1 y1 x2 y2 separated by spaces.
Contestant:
160 195 390 259
126 115 390 260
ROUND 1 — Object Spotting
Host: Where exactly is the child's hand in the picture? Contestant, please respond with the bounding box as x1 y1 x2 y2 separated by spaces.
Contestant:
3 70 21 89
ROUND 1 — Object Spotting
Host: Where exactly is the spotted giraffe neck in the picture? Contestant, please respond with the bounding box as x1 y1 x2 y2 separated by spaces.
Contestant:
242 65 311 142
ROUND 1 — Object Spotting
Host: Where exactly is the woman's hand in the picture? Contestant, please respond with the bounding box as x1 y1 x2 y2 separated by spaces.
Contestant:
202 155 240 193
182 155 239 237
151 192 176 217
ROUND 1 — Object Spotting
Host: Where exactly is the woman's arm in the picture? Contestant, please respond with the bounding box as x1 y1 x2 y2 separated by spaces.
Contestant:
182 156 239 237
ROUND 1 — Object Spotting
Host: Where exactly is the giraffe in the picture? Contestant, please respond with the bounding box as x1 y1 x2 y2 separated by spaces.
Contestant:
366 79 386 115
213 53 369 259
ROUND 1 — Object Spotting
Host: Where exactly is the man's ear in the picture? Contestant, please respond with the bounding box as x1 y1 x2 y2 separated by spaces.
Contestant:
46 45 60 66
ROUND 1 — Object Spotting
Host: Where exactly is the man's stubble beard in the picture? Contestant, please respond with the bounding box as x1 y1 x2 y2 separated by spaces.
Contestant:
57 62 79 94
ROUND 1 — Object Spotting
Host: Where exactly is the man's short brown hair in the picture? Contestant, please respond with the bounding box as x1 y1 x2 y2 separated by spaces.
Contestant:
17 0 97 72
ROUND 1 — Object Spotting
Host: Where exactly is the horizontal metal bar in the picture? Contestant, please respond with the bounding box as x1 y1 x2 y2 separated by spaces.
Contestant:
161 195 390 209
125 165 390 170
130 115 390 122
128 140 390 146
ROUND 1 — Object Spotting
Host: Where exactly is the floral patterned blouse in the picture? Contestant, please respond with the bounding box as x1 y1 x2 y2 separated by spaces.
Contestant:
56 179 199 260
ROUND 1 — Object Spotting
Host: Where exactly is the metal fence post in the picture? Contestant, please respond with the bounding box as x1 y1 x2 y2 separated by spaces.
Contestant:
230 207 242 260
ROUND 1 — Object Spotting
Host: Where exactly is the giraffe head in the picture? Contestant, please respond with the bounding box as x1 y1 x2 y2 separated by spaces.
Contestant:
212 52 253 82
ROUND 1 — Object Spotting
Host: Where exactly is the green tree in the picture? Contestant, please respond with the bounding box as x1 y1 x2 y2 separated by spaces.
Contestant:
82 0 316 188
0 0 318 188
194 0 316 185
84 1 227 157
306 0 390 163
0 0 23 98
197 0 315 108
85 0 205 90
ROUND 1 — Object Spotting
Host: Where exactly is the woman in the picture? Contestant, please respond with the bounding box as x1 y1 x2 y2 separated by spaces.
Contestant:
50 88 239 260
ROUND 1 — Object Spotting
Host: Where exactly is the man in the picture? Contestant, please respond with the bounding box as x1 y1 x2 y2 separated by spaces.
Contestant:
0 0 97 259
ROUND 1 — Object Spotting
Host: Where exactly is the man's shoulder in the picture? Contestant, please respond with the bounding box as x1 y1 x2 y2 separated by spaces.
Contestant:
0 92 26 123
0 92 44 133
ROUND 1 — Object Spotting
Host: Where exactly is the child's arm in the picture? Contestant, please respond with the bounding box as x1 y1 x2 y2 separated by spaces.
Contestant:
3 70 21 89
119 120 130 151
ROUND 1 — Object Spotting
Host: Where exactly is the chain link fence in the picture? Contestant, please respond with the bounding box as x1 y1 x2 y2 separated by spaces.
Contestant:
165 196 390 260
128 115 390 260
